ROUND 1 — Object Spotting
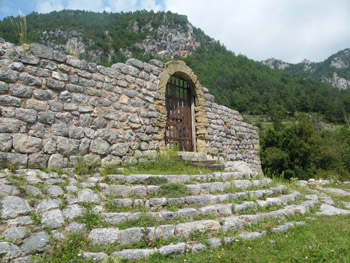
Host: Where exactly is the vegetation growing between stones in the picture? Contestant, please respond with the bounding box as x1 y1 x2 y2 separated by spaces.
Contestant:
30 215 350 262
99 149 215 176
32 232 91 263
137 215 350 263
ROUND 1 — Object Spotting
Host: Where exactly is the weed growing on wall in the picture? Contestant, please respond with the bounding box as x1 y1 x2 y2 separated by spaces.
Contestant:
10 11 27 45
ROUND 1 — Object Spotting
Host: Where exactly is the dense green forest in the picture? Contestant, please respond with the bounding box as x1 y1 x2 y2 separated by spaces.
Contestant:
1 10 350 180
183 40 350 124
0 9 189 62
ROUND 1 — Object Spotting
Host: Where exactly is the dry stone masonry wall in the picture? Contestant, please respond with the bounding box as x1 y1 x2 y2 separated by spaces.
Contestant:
0 39 261 174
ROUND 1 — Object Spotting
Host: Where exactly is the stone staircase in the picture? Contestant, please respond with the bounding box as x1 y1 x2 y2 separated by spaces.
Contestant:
2 169 348 262
177 152 225 171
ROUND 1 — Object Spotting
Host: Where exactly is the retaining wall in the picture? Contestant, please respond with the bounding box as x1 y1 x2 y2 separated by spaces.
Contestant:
0 40 261 173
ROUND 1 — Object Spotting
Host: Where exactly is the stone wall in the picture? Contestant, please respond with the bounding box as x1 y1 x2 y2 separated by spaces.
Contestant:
0 40 261 174
203 93 261 173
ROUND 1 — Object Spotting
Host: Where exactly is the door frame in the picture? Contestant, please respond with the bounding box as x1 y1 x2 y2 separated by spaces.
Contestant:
155 60 209 153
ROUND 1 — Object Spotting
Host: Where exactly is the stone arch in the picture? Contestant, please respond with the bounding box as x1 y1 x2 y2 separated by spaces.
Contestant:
155 60 208 153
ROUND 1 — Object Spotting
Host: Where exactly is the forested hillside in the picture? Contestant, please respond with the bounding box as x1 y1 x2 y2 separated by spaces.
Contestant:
262 49 350 90
1 10 350 124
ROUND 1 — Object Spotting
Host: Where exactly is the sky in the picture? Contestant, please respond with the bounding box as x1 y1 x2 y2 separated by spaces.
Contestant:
0 0 349 63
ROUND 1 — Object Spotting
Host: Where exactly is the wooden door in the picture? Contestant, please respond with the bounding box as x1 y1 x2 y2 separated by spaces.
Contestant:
165 76 193 151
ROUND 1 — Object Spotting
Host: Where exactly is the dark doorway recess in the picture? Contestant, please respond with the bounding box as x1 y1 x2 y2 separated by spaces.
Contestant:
165 75 194 151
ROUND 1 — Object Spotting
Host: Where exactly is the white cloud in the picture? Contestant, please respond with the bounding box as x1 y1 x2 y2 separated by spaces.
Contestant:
106 0 161 13
164 0 350 63
106 0 138 12
35 0 64 14
66 0 105 12
139 0 162 11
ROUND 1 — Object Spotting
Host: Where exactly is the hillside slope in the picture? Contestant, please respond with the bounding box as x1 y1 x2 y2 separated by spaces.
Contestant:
1 10 350 123
262 49 350 90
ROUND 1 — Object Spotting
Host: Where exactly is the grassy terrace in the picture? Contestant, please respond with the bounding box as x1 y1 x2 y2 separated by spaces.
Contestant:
141 215 350 263
3 150 349 263
32 214 350 263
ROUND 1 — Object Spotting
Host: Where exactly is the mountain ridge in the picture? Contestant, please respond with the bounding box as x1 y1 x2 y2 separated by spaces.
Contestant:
261 48 350 90
1 10 350 123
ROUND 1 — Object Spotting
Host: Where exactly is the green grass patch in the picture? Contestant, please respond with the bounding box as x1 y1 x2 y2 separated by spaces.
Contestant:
158 182 188 198
139 215 350 263
76 210 107 230
32 233 92 263
100 149 215 176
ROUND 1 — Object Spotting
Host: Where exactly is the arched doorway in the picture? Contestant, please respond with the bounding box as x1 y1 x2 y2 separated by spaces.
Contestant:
155 60 209 153
165 75 194 151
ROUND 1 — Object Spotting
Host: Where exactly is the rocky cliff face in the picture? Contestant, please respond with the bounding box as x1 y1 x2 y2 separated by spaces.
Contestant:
38 20 199 63
261 49 350 90
136 23 199 59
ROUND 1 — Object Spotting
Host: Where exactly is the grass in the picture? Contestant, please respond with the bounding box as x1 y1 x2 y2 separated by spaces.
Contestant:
138 215 350 263
32 232 91 263
33 215 350 263
101 149 216 176
158 182 188 198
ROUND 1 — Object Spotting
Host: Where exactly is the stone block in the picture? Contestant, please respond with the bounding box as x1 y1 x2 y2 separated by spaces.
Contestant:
28 153 49 169
0 134 12 151
111 249 156 260
63 204 86 221
120 227 142 245
159 243 186 255
2 227 27 241
29 43 53 59
0 69 18 83
13 134 42 153
0 81 9 94
38 111 55 124
110 198 133 208
33 90 54 101
48 154 68 168
78 189 100 203
111 143 129 156
0 95 22 107
47 185 64 198
101 213 129 225
36 199 62 213
41 209 64 229
26 99 47 111
47 78 65 91
89 228 119 245
16 108 37 123
10 85 32 98
56 137 79 156
21 232 49 254
0 196 31 219
19 73 41 86
90 139 110 155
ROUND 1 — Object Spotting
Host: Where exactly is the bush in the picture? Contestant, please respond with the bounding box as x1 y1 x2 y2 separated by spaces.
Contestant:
260 115 350 180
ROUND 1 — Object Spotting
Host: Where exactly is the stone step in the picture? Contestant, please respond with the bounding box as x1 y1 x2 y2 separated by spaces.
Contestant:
105 185 286 212
177 152 208 162
106 171 253 186
83 200 314 261
86 199 316 248
106 178 273 198
187 160 225 171
99 190 299 228
177 152 225 171
84 219 305 261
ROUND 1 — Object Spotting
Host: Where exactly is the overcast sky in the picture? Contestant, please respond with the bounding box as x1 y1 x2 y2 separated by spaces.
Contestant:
0 0 349 63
